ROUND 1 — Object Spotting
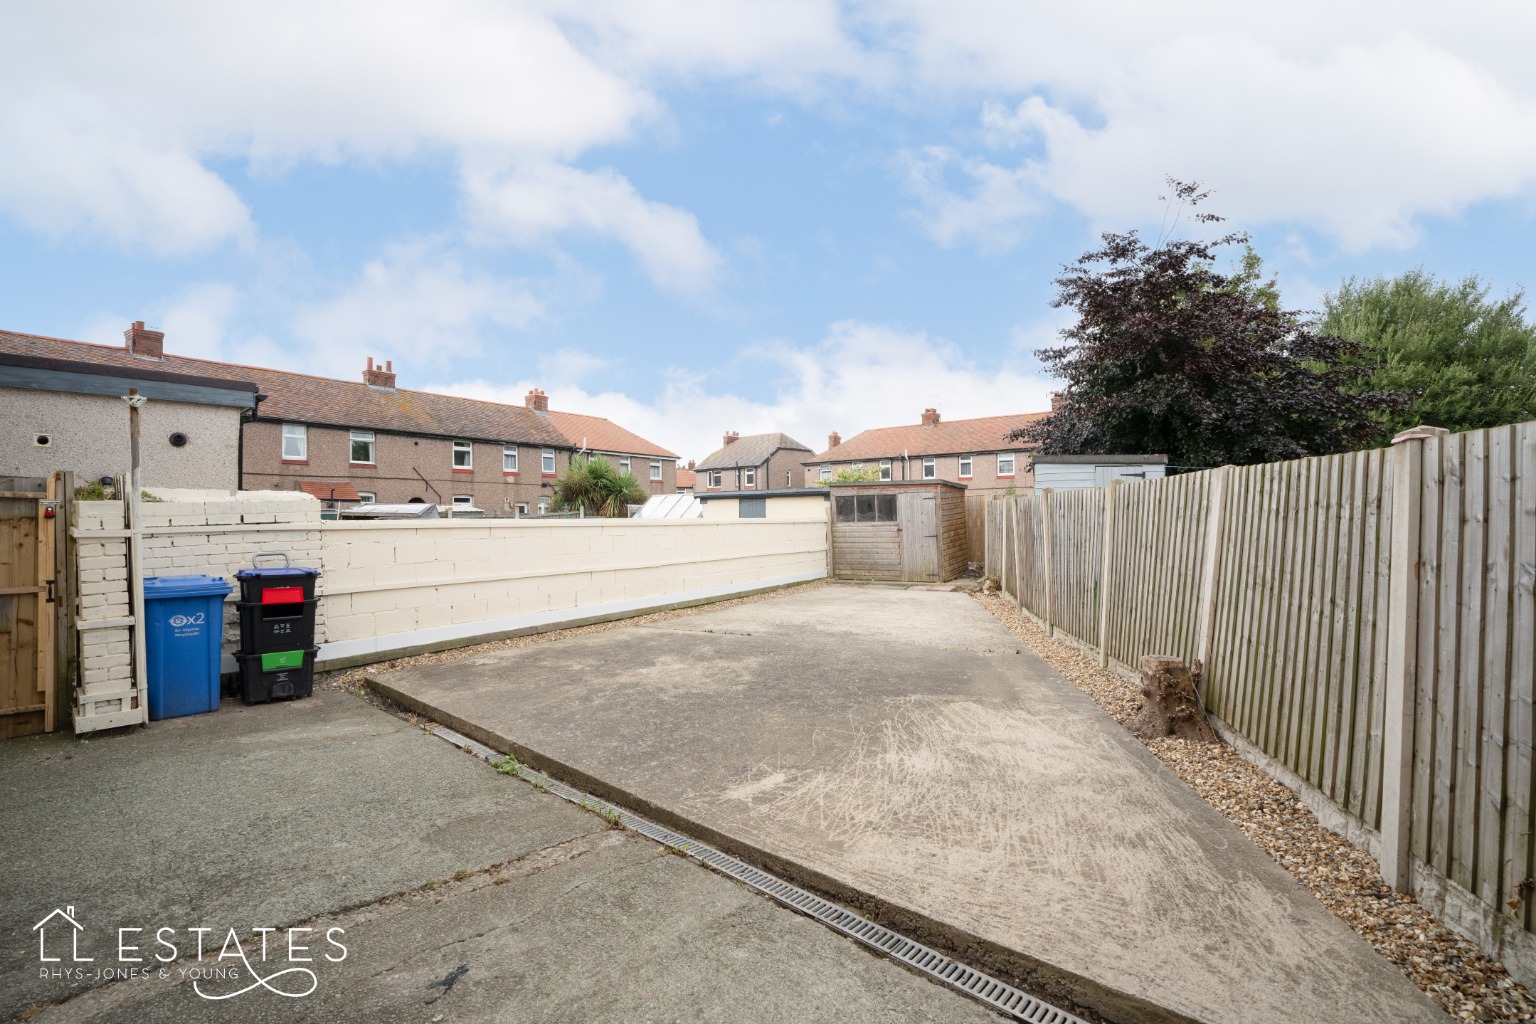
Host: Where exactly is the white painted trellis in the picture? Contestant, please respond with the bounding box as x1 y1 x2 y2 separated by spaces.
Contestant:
986 420 1536 984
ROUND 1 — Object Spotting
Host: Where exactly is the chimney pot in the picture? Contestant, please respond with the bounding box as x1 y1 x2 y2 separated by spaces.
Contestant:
525 388 549 414
362 356 396 389
921 408 940 427
123 320 165 360
687 459 696 470
723 431 740 447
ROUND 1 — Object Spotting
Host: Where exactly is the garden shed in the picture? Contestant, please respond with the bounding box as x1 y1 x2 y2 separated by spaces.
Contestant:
828 480 967 582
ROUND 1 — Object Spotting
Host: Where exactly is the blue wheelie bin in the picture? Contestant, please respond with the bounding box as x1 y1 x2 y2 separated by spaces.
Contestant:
143 575 233 720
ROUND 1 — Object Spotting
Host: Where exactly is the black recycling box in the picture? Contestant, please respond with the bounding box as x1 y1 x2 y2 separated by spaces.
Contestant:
236 599 318 653
234 648 318 704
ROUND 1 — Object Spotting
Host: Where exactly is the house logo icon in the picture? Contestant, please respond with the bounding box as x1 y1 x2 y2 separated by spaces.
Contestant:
34 906 92 963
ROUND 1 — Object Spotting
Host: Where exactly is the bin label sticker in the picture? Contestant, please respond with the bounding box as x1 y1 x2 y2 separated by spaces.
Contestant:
169 612 205 629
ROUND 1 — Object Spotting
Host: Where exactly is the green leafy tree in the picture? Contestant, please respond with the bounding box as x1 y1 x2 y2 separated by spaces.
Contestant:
813 466 883 487
1014 181 1399 467
1321 269 1536 439
552 456 647 517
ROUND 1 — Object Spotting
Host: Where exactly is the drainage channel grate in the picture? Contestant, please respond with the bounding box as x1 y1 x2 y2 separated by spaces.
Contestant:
432 724 1087 1024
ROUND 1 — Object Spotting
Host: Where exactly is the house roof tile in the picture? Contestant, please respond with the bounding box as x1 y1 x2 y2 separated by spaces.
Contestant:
547 410 676 459
0 330 572 448
694 432 812 471
806 412 1049 463
675 466 696 488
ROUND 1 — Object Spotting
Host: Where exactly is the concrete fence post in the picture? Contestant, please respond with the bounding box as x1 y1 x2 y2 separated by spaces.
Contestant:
1039 487 1055 636
1193 465 1233 699
1095 479 1121 665
1379 425 1445 891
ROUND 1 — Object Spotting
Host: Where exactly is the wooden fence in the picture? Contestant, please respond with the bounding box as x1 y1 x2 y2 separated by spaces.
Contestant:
985 420 1536 980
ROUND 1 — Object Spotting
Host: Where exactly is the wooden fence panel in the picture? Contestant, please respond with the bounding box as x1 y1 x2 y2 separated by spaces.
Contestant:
1101 472 1209 672
1047 488 1102 646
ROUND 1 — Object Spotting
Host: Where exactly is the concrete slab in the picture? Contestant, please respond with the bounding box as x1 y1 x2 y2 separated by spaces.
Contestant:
372 587 1449 1024
0 692 602 1018
33 831 1001 1024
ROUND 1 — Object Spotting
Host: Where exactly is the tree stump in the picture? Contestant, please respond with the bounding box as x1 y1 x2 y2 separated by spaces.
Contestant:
1128 655 1218 742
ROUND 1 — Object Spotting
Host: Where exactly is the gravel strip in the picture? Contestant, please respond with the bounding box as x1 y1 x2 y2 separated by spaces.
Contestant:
973 588 1536 1023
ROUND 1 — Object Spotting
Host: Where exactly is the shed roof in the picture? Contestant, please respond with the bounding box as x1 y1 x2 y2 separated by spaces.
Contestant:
297 480 361 502
695 432 813 471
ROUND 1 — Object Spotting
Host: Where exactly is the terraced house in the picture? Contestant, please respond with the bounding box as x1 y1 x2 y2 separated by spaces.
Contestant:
803 407 1049 496
0 324 676 514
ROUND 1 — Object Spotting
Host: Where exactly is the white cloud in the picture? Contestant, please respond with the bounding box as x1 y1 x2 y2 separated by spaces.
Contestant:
78 282 241 361
463 162 722 293
290 241 544 377
429 319 1057 463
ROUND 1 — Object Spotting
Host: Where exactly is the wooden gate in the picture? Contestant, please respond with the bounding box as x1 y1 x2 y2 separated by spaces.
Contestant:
1 475 58 738
898 491 939 581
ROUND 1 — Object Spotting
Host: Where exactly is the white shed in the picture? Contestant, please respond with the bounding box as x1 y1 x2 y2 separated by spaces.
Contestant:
1031 455 1168 490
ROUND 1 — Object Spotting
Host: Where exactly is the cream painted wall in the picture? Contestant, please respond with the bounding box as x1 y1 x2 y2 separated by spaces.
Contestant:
699 494 830 520
2 388 242 490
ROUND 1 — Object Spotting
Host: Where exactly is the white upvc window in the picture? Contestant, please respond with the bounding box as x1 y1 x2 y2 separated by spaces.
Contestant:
537 497 550 514
514 502 529 515
281 423 307 461
350 430 375 465
819 466 831 481
707 470 722 488
503 446 518 473
452 440 473 469
922 457 936 479
743 467 756 487
959 454 973 478
618 455 631 474
879 459 892 481
650 460 663 480
785 470 792 486
356 491 375 504
542 449 556 474
998 452 1016 476
452 494 473 505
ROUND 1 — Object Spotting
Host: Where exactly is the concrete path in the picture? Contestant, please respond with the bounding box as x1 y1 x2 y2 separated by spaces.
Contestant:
371 585 1449 1024
2 691 999 1023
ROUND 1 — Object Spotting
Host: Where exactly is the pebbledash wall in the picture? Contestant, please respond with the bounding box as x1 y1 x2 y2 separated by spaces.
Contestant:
70 492 829 730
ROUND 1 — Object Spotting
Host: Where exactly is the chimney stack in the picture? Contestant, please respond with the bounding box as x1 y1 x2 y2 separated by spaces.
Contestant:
921 408 940 427
124 321 165 360
687 459 696 470
525 388 549 414
1050 391 1068 414
723 431 740 447
827 431 841 450
362 357 396 389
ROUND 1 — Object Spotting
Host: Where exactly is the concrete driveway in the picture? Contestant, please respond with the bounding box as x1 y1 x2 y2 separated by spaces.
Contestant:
371 584 1449 1024
1 690 1000 1024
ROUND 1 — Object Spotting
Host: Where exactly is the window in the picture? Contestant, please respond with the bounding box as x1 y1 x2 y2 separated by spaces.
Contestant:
618 456 631 474
514 502 529 515
281 423 307 461
785 470 792 487
744 467 756 487
503 446 518 473
819 466 831 481
452 494 473 505
707 470 722 488
350 430 375 465
650 460 663 481
537 497 550 514
998 452 1016 476
879 460 892 481
739 497 767 518
922 457 936 479
356 491 375 504
959 454 973 478
834 494 897 523
452 440 473 470
542 449 556 474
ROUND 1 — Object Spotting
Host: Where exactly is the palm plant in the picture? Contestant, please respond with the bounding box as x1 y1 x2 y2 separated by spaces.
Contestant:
552 456 648 517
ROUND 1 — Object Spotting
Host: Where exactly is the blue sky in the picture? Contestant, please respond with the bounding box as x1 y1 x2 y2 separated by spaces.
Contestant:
3 2 1534 462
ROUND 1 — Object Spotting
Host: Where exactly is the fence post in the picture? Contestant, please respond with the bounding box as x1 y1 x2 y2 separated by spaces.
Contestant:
1380 425 1444 891
1193 465 1232 696
1040 488 1055 636
1096 480 1120 665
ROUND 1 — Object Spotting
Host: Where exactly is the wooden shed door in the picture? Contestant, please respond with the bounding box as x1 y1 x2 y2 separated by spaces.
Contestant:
1 477 56 739
898 491 940 582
